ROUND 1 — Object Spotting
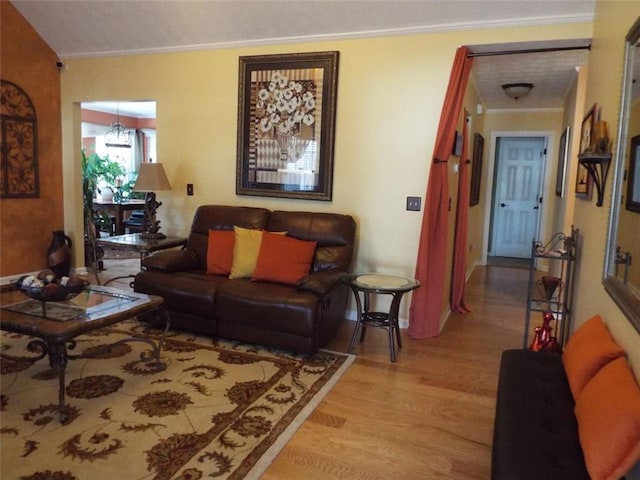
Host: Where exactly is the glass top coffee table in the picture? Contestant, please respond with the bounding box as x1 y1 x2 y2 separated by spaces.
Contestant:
0 284 169 422
343 273 420 362
95 233 187 285
96 233 187 262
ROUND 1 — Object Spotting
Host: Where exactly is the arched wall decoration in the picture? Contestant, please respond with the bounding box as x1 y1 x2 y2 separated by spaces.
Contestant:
0 79 39 198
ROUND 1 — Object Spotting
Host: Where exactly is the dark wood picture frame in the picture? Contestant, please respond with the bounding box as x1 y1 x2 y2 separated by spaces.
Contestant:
575 163 592 197
626 134 640 213
576 103 597 198
580 103 597 154
470 133 484 206
236 51 339 201
555 126 570 197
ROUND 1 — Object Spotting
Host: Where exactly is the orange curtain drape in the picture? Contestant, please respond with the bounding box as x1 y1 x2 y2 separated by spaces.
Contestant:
408 47 473 339
451 116 471 313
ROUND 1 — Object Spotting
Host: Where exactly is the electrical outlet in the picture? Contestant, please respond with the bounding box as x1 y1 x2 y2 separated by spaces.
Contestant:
187 183 194 196
406 196 421 211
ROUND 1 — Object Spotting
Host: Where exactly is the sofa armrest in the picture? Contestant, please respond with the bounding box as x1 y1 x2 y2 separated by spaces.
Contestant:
296 270 346 295
142 249 200 272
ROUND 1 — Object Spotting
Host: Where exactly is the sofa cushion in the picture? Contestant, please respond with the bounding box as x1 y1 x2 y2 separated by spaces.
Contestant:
229 226 264 279
253 232 317 286
142 249 199 272
562 314 625 398
491 349 589 480
216 280 321 345
206 229 235 275
134 270 224 319
575 357 640 480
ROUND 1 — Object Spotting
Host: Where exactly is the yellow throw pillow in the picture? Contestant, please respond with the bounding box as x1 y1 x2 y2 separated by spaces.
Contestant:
229 226 264 279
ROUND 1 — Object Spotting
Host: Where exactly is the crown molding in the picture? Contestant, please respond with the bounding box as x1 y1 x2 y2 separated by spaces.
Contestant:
58 12 594 59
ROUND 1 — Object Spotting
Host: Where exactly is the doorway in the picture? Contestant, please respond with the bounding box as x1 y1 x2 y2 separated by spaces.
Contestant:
489 136 546 259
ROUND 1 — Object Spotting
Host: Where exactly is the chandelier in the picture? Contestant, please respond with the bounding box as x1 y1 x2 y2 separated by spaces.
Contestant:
104 104 132 148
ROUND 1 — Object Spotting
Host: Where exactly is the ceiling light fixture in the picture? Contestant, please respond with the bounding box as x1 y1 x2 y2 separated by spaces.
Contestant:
501 82 534 100
104 104 132 148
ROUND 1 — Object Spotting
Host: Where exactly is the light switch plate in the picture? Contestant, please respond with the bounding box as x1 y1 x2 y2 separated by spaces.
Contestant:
406 196 421 211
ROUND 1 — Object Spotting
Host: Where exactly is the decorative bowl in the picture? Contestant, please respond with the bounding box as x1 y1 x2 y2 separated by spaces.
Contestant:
16 276 89 302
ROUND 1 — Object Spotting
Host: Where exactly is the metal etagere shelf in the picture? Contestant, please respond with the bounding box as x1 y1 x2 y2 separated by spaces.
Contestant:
523 226 579 350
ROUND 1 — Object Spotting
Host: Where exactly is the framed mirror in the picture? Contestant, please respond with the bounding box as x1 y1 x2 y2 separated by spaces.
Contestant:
604 16 640 332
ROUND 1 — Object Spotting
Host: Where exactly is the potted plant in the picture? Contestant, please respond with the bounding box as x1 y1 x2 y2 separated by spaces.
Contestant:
82 150 126 266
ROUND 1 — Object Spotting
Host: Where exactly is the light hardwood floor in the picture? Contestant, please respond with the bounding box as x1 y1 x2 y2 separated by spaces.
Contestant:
100 258 529 479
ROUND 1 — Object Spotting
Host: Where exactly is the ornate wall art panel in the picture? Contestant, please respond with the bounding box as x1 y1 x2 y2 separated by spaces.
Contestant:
1 79 39 198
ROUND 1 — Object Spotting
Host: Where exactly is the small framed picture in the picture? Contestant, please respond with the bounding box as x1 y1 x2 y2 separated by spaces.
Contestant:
580 103 597 154
470 133 484 206
575 163 592 197
576 103 597 199
555 126 570 197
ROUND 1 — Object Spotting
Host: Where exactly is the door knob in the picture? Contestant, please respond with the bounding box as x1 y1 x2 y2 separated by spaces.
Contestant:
533 206 539 210
500 203 508 207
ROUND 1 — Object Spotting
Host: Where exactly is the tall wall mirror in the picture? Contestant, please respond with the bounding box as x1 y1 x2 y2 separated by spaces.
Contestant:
604 16 640 332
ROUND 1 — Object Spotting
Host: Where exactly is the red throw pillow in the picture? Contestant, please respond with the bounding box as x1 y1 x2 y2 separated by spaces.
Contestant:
206 229 235 275
252 232 317 286
562 314 625 399
575 357 640 480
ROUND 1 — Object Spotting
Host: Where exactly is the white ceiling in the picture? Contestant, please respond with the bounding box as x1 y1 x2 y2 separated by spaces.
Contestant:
12 0 598 111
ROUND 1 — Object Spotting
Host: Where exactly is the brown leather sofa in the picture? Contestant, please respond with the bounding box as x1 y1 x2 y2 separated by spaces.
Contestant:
133 205 356 354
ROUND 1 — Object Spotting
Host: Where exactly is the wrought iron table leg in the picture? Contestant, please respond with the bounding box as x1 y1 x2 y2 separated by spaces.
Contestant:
15 310 172 424
348 286 364 354
126 309 171 370
48 342 70 422
25 339 75 423
348 290 406 362
68 309 171 372
388 292 405 362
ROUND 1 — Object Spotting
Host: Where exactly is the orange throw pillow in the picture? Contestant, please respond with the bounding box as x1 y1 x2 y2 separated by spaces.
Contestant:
252 232 317 286
575 357 640 480
206 229 235 275
562 314 625 398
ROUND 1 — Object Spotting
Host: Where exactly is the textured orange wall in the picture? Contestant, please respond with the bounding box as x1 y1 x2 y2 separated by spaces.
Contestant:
1 2 64 277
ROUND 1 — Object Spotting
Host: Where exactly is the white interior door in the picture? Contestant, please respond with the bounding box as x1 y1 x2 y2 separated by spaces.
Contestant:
491 136 545 258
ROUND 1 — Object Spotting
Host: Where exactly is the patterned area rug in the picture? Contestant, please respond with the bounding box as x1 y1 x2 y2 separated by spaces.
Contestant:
0 320 353 479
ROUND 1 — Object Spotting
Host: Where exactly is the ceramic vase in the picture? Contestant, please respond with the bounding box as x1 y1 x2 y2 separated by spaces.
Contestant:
47 230 72 278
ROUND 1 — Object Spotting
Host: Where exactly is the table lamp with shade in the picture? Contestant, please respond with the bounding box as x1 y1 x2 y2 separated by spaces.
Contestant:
132 162 172 239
